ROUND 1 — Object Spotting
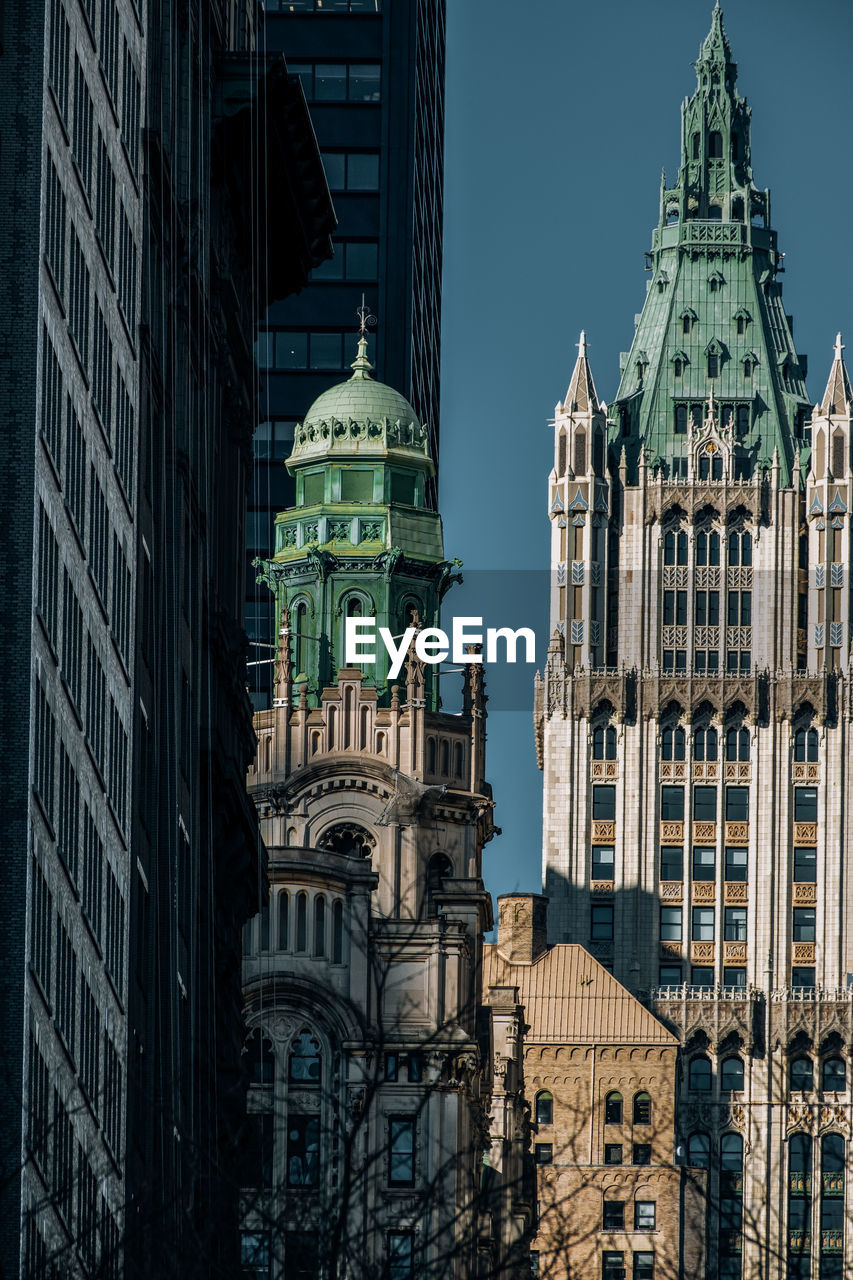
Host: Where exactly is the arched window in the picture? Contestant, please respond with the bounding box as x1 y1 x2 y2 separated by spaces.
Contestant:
293 600 308 680
593 431 604 475
332 899 344 964
675 404 688 434
709 131 723 158
821 1132 845 1174
296 892 308 952
440 740 450 776
689 1055 712 1091
822 1057 846 1092
605 1091 623 1124
633 1092 652 1125
278 891 289 950
593 725 617 761
662 727 685 761
728 530 753 566
790 1056 813 1092
427 737 437 773
696 530 721 566
721 1056 744 1092
725 726 750 762
574 431 587 476
535 1091 554 1125
794 729 819 763
453 741 464 779
688 1131 710 1168
674 358 684 378
663 529 688 566
832 432 845 478
694 727 718 762
314 896 326 957
789 1131 811 1174
426 852 452 916
289 1030 321 1084
317 823 375 858
557 432 567 477
245 1029 275 1086
259 904 270 951
707 352 720 377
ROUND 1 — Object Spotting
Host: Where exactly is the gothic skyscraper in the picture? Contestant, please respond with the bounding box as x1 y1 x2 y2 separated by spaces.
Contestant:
538 9 852 1278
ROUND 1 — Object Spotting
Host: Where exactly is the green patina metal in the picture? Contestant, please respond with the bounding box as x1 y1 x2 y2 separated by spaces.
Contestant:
610 4 810 485
257 336 457 707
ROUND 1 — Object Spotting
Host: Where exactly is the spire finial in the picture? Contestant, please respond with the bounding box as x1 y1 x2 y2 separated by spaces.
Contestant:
351 294 377 379
577 330 587 358
835 332 845 360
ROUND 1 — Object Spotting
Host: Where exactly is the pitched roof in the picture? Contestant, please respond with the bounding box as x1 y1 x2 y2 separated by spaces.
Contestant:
820 334 853 417
562 331 599 414
483 942 677 1046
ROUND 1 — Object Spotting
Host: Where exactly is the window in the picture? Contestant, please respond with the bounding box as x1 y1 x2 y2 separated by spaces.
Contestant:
725 788 749 822
675 405 688 434
300 61 382 102
660 786 684 820
663 530 688 565
689 1056 712 1091
724 966 746 988
68 227 90 368
724 907 747 941
634 1202 656 1231
312 239 379 281
687 1131 710 1167
605 1091 623 1124
725 847 748 882
322 150 379 191
725 727 750 762
296 893 307 951
277 892 289 950
592 905 614 941
388 1118 415 1185
603 1253 625 1280
660 907 682 941
792 846 816 883
96 131 116 269
633 1092 652 1125
822 1057 845 1093
662 590 687 626
695 590 720 626
794 729 819 763
791 967 815 990
660 847 683 881
693 788 717 821
592 846 615 879
728 530 753 566
661 727 685 761
118 204 137 327
241 1232 270 1280
388 1233 414 1280
287 1115 320 1186
593 785 616 821
313 896 325 956
633 1144 651 1166
593 725 617 760
332 899 344 963
794 788 817 823
604 1144 623 1166
534 1143 553 1165
709 131 723 157
692 907 715 941
793 909 815 942
721 1057 744 1092
289 1031 321 1084
535 1091 553 1125
603 1201 625 1231
707 353 720 378
659 965 682 988
693 847 716 881
692 965 714 987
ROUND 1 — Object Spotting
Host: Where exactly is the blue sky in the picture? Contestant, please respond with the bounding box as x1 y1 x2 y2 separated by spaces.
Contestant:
438 0 853 909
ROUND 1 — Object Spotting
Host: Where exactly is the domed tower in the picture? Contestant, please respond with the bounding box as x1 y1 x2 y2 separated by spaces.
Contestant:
259 334 454 709
241 335 497 1280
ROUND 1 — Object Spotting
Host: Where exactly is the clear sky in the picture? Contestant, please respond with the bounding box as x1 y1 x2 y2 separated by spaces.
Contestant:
438 0 853 913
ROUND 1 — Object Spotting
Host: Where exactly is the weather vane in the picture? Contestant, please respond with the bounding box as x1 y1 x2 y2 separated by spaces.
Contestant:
357 293 377 336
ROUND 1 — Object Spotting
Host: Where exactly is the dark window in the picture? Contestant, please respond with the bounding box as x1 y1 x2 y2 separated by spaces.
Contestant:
691 965 714 987
659 965 682 988
688 1131 710 1167
692 907 714 941
794 788 817 823
694 727 718 761
693 847 716 881
385 1054 398 1082
822 1058 846 1093
388 1232 414 1280
709 131 723 157
603 1201 625 1231
407 1054 423 1084
593 786 616 821
592 905 614 940
286 1116 319 1186
633 1093 652 1125
792 967 815 990
388 1118 415 1185
535 1091 553 1125
604 1144 623 1166
790 1057 813 1092
675 404 688 434
725 727 750 762
661 786 684 820
725 788 749 822
289 1032 321 1085
708 354 719 378
725 847 748 881
689 1056 712 1091
821 1132 845 1173
693 788 717 821
660 907 682 941
633 1251 655 1280
592 846 615 879
660 846 683 881
603 1253 625 1280
721 1057 744 1092
724 967 746 988
633 1144 651 1166
794 729 819 763
534 1143 553 1166
793 909 815 942
661 727 686 761
605 1091 623 1124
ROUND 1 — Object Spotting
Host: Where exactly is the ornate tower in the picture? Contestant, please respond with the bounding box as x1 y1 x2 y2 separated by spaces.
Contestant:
537 9 853 1280
241 338 496 1279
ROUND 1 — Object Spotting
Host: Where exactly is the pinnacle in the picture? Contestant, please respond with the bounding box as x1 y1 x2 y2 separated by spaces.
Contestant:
350 333 374 381
699 1 733 67
820 332 853 416
563 331 599 413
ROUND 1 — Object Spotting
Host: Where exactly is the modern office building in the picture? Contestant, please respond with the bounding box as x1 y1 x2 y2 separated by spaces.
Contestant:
246 0 447 710
537 8 853 1278
0 0 332 1274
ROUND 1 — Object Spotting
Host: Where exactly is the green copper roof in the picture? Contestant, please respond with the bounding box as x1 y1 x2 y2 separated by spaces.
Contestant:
610 5 810 486
288 336 432 473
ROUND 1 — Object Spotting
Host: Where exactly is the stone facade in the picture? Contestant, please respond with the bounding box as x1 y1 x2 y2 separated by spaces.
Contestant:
538 10 853 1279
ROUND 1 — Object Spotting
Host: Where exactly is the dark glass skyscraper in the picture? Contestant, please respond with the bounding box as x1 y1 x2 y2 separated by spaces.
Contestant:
247 0 447 709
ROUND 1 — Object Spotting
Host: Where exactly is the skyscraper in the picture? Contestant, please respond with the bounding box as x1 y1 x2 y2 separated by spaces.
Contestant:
537 8 852 1277
0 0 333 1273
246 0 447 711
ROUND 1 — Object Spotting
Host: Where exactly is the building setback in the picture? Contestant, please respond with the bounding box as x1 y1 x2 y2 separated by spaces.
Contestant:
537 8 853 1279
0 0 333 1273
247 0 446 711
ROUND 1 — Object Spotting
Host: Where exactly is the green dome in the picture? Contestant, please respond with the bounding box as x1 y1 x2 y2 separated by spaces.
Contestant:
288 337 432 469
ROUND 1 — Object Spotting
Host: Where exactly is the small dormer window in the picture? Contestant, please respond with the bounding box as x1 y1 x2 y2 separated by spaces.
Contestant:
674 358 683 378
743 358 752 378
707 353 719 378
683 315 691 336
737 317 745 336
